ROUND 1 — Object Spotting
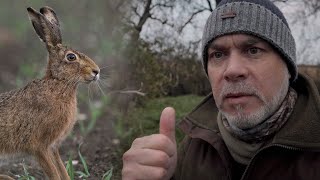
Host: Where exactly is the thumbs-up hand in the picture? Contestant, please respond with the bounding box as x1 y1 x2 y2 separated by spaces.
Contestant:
122 107 177 180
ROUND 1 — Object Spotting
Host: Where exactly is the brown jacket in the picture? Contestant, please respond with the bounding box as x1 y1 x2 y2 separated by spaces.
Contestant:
174 73 320 180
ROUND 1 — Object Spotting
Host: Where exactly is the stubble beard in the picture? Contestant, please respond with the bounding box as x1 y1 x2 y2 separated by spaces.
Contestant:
216 72 290 130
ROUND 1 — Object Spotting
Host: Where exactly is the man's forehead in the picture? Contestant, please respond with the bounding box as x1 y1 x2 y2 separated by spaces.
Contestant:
209 34 265 48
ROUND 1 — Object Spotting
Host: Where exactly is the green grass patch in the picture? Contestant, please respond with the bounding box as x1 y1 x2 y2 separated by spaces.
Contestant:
66 145 113 180
102 167 113 180
116 94 205 150
66 156 75 180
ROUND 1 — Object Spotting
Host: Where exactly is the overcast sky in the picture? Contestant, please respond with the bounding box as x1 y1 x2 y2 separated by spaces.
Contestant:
277 1 320 65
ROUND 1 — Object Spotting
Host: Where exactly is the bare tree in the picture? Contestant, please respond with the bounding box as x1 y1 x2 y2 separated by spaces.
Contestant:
177 0 215 33
122 0 175 41
274 0 320 64
117 0 320 65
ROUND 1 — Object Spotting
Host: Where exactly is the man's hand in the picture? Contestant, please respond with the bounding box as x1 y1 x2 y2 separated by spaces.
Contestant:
122 107 177 180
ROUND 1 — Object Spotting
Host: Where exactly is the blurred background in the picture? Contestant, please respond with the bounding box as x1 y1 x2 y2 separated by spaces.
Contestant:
0 0 320 179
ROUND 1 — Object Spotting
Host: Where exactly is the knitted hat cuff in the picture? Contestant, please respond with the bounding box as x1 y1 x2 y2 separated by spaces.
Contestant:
201 2 297 81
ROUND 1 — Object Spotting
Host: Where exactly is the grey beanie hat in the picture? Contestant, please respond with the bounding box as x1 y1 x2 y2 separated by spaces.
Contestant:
201 0 297 82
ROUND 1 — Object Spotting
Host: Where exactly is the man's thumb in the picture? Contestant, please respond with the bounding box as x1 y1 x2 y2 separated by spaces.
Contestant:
159 107 176 142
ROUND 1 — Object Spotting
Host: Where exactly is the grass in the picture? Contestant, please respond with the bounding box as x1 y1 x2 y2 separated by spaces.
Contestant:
16 163 35 180
76 145 90 178
102 168 113 180
66 145 113 180
66 156 75 180
115 94 205 151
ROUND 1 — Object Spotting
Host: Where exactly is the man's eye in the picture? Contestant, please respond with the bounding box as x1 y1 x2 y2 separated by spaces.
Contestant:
214 52 223 58
210 52 223 59
248 47 260 55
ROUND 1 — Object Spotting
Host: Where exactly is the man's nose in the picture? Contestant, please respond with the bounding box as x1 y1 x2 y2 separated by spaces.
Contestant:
223 52 248 82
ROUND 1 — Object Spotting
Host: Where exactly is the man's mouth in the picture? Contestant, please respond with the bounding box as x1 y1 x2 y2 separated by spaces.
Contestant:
225 93 252 98
224 93 254 103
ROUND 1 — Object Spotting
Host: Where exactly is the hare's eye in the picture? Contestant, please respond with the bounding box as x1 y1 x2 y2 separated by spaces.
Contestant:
66 53 77 61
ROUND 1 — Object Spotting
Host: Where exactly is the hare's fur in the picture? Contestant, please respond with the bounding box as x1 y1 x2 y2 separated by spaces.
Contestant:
0 6 99 180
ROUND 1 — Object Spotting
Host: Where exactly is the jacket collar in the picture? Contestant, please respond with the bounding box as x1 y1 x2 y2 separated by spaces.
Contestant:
178 73 320 149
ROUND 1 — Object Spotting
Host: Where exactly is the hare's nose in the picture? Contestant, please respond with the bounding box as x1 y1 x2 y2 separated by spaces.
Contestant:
92 69 100 76
92 69 100 81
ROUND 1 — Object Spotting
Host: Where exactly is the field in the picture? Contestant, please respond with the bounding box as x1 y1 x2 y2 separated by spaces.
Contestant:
0 94 204 180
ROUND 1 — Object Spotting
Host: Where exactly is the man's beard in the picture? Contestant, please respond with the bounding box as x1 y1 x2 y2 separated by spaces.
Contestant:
215 73 290 130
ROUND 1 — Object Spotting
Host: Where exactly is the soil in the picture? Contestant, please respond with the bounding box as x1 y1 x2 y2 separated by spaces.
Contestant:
0 107 123 180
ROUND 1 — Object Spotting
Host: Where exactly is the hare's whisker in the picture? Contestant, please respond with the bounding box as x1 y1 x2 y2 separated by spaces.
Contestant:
98 75 109 81
66 78 73 87
61 80 70 95
63 77 77 95
98 80 109 87
87 83 93 105
96 82 106 97
99 65 110 70
99 74 110 79
75 76 81 85
90 83 98 95
97 80 109 89
63 77 79 96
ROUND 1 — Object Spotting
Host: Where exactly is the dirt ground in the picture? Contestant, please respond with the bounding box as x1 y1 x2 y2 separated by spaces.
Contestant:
0 107 122 180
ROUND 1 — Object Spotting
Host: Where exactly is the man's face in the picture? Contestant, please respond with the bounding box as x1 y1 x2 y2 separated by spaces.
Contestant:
207 34 290 129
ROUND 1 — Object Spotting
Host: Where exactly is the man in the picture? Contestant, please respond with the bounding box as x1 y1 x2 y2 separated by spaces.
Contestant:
122 0 320 179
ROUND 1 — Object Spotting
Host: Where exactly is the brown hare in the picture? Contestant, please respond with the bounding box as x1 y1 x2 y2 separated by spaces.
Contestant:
0 6 100 180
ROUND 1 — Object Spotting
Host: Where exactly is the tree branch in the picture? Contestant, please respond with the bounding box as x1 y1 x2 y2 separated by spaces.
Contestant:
132 6 141 18
134 0 152 35
117 90 146 96
207 0 214 11
149 16 167 24
150 3 174 10
178 9 206 33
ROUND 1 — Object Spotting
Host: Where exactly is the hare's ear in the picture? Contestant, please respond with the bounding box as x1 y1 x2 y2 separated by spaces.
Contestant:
27 7 62 47
40 6 61 36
